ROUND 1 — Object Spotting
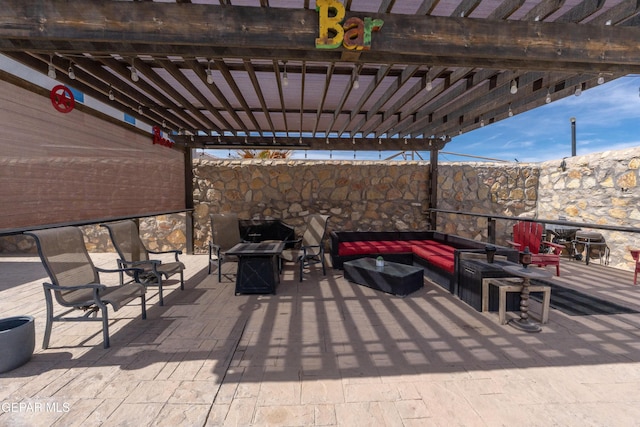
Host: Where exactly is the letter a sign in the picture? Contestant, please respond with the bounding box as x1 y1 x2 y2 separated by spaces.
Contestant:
315 0 384 50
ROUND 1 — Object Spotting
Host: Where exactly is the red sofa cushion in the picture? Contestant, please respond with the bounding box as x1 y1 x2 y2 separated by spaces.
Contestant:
426 255 455 273
369 240 414 253
411 246 455 273
338 241 381 256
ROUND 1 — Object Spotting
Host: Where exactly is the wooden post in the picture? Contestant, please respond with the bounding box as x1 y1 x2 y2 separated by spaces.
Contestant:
429 148 438 230
487 217 496 244
184 148 194 255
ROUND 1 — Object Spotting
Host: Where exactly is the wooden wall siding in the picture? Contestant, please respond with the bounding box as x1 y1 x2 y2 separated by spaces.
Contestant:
0 79 185 229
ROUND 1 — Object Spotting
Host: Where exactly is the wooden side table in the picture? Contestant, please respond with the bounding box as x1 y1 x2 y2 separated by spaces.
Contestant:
502 265 553 332
482 278 551 325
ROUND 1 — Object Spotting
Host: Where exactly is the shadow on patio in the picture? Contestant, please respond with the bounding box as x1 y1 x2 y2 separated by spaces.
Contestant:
2 253 640 425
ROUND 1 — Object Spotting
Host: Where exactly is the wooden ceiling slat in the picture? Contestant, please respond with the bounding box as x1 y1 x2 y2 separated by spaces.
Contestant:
214 59 262 136
523 0 566 21
243 59 276 135
589 0 640 26
182 59 238 132
183 58 248 134
338 65 392 136
150 58 222 132
487 0 527 19
554 0 606 23
1 0 638 149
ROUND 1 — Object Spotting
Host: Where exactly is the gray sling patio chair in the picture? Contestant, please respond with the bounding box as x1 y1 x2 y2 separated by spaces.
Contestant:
281 214 331 282
101 220 185 306
209 213 244 282
25 227 146 349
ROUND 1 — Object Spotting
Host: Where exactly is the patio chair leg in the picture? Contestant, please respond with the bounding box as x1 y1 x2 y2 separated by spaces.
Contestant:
140 295 147 320
218 260 222 283
99 305 110 349
299 259 304 282
43 291 54 350
157 278 164 306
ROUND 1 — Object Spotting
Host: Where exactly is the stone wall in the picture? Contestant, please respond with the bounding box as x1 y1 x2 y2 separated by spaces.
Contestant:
434 163 539 244
0 213 188 254
191 159 430 252
537 148 640 270
5 148 640 273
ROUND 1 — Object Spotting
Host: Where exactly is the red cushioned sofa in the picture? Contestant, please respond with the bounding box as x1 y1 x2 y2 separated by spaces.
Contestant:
330 230 518 292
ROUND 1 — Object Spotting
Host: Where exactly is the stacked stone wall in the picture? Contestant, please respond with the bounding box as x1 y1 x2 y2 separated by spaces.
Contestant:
538 148 640 271
5 148 640 273
435 163 539 244
191 159 430 252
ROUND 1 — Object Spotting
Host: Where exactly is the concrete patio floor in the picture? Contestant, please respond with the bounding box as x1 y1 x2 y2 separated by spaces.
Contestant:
2 252 640 426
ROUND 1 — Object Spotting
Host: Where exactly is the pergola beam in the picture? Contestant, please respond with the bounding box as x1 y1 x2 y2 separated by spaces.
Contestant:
2 0 640 73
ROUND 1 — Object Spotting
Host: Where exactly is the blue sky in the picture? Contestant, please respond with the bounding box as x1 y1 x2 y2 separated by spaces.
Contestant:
282 75 640 163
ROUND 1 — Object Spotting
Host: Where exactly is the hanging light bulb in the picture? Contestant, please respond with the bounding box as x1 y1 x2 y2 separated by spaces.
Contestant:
47 55 56 79
206 60 214 84
68 63 75 80
597 74 605 85
574 85 582 96
130 58 139 82
508 105 513 117
138 105 143 115
282 61 289 87
353 74 360 90
425 77 433 92
480 117 485 127
545 89 551 104
510 79 518 94
108 87 115 101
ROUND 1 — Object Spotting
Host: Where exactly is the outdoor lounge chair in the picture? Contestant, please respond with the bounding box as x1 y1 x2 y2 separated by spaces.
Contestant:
281 214 331 281
101 220 185 306
25 227 146 349
506 221 564 276
572 231 610 266
630 248 640 285
209 213 243 282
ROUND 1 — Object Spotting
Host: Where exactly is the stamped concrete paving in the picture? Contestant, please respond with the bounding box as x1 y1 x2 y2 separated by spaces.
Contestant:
2 253 640 426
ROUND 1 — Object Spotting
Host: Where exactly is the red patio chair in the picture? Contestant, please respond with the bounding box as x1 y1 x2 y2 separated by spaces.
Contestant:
629 249 640 285
506 221 564 276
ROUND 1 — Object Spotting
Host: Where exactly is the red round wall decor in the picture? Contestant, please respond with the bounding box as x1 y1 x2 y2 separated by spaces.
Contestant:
50 85 75 113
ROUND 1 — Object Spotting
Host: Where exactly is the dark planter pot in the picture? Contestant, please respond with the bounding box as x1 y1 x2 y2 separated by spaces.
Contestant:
0 316 35 373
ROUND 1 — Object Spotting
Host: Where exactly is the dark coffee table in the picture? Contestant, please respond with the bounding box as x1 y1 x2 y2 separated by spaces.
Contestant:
226 242 285 295
343 258 424 297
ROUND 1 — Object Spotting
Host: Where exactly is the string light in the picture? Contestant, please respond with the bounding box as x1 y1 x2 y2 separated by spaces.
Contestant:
508 105 514 117
47 55 56 79
353 74 360 90
130 58 139 82
510 79 518 94
206 60 214 84
282 61 288 87
597 73 605 85
108 86 115 101
545 89 551 104
425 68 433 91
574 85 582 96
67 62 75 80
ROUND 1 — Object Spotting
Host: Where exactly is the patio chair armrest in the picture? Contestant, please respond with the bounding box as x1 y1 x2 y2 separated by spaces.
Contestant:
505 240 522 250
209 242 222 255
148 249 182 262
541 241 565 253
118 259 161 267
43 282 107 292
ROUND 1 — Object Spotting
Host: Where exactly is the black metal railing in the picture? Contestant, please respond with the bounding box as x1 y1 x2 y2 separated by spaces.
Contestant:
428 208 640 244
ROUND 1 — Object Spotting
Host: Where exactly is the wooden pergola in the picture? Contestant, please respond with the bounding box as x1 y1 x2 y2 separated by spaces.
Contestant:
1 0 639 152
